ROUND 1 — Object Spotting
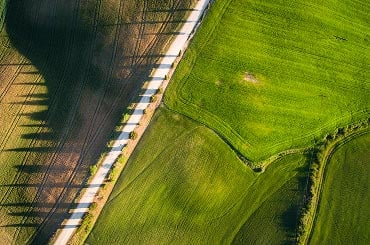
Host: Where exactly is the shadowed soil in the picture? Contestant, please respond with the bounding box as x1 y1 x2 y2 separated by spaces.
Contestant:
0 0 195 243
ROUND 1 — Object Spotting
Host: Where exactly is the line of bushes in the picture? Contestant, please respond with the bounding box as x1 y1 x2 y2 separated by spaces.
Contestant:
296 117 370 244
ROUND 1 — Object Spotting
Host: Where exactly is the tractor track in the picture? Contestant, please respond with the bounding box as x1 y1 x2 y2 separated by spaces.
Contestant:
79 0 182 160
16 0 103 242
33 1 184 241
0 0 59 211
1 0 189 243
0 0 91 241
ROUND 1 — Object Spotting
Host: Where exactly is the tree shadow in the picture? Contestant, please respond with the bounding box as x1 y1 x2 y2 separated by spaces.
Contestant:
6 0 101 136
2 0 196 243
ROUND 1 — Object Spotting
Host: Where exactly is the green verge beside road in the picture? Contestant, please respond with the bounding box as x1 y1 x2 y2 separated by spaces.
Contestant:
165 0 370 162
309 132 370 244
87 107 308 244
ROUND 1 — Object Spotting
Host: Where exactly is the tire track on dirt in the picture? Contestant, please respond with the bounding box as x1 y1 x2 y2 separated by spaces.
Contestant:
6 0 79 240
0 74 43 208
4 0 95 241
20 0 109 242
0 0 59 210
6 0 186 242
78 0 182 160
35 1 181 240
0 0 46 104
28 1 124 233
54 0 208 243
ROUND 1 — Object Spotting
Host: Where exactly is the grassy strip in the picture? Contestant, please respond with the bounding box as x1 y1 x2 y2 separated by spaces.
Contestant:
296 118 370 244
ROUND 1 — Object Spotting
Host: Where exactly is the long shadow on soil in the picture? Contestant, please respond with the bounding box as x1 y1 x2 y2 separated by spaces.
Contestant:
5 0 109 239
4 0 192 243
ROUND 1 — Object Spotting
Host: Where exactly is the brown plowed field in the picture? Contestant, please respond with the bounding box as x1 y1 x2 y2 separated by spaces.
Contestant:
0 0 196 243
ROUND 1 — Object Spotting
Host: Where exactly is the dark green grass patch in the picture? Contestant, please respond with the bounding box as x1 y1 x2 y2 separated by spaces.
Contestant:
165 0 370 162
87 108 308 244
309 132 370 244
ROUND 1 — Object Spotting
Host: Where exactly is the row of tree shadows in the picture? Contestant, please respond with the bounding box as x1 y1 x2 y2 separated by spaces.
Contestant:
1 0 310 244
1 0 195 243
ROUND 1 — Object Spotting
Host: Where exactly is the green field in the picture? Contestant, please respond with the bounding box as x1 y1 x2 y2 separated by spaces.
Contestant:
165 0 370 161
309 132 370 244
87 108 308 244
88 0 370 244
1 0 369 243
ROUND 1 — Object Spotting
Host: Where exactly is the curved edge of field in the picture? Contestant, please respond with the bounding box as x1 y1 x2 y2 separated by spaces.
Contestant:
86 107 308 244
232 158 308 244
164 0 370 163
309 131 370 244
164 0 251 157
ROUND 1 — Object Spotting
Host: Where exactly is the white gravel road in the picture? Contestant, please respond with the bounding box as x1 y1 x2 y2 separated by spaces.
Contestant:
53 0 210 244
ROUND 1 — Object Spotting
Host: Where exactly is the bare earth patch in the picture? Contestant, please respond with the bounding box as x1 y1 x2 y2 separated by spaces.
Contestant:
244 72 259 83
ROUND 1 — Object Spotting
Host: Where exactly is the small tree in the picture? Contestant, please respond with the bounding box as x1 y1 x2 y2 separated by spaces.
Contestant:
150 95 157 103
109 167 118 182
89 165 98 176
122 113 130 123
130 131 138 140
90 202 98 211
118 155 125 164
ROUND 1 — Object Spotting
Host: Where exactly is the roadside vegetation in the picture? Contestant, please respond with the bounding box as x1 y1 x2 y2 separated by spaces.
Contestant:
295 119 370 243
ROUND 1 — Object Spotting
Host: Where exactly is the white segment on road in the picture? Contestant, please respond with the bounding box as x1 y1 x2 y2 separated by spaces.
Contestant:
53 1 209 244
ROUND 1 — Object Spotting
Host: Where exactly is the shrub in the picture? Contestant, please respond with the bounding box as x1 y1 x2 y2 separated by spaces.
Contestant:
117 155 125 164
109 167 118 182
150 95 157 103
82 213 93 232
130 131 138 140
158 87 164 94
90 202 98 211
324 134 333 141
337 127 344 135
89 165 98 176
122 113 130 123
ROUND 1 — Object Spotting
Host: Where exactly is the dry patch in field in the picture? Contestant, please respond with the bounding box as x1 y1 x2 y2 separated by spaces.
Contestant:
244 72 259 84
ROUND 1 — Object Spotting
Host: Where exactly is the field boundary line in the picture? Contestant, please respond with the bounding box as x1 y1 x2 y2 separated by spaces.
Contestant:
305 128 370 244
296 121 370 244
52 1 211 244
